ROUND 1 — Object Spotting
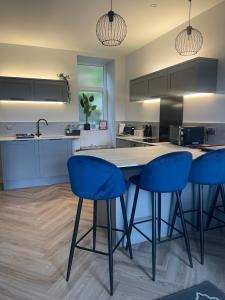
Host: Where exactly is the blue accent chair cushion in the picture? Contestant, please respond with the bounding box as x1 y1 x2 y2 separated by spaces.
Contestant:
130 152 193 193
189 149 225 185
67 155 126 200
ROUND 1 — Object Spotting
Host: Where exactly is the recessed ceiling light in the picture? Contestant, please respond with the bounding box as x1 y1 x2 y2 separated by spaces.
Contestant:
150 3 157 8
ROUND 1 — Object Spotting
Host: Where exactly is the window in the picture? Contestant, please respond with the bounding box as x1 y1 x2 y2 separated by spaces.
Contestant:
77 64 106 125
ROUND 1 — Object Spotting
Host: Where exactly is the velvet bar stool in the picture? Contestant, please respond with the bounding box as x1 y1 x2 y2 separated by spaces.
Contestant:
127 151 193 281
66 155 132 296
170 149 225 265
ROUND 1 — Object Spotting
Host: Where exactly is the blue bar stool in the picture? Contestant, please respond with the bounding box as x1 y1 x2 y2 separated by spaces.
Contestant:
170 149 225 265
66 155 132 296
127 152 193 281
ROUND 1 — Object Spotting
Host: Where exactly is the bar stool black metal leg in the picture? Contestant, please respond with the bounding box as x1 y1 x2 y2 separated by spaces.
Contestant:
152 192 157 281
169 194 179 239
158 193 161 242
126 186 139 249
93 201 97 250
120 196 133 259
220 185 225 214
106 200 113 296
199 185 204 265
66 198 83 281
206 185 220 229
176 191 193 268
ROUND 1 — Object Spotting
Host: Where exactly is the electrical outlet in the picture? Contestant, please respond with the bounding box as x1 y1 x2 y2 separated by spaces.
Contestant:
6 123 14 130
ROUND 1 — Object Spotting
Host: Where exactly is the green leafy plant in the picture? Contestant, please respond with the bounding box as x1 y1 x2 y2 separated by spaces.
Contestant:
80 93 97 124
57 73 71 102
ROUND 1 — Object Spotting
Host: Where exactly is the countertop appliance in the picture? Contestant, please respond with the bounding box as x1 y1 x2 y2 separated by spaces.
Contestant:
169 126 205 146
123 126 135 135
144 125 152 138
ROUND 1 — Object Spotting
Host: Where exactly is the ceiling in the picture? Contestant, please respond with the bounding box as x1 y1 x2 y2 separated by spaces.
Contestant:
0 0 224 56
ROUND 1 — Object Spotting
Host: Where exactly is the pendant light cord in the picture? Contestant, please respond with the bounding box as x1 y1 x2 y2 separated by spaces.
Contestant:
110 0 112 11
188 0 192 27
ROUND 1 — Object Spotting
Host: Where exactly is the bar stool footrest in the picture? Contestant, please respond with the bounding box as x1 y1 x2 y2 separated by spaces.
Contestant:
175 208 225 231
132 217 184 244
74 225 127 256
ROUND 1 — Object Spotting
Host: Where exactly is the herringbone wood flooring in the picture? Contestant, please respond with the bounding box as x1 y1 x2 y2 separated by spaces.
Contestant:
0 183 225 300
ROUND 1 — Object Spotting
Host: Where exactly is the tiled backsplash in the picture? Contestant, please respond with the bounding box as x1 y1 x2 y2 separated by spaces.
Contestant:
117 121 225 145
1 121 225 145
116 121 160 138
0 122 79 136
184 122 225 145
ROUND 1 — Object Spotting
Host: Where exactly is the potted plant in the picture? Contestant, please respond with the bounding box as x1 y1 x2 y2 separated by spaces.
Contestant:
80 93 97 130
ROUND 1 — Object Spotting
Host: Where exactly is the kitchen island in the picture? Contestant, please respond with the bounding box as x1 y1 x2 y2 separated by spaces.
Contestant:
76 143 212 244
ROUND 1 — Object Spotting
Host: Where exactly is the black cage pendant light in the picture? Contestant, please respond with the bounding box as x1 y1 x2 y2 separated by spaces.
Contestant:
96 0 127 46
175 0 203 56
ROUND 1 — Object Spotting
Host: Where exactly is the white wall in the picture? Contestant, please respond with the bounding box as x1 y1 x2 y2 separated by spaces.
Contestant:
0 43 126 123
125 1 225 123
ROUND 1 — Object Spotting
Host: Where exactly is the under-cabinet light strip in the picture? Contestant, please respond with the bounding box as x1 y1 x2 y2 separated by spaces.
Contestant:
0 100 65 104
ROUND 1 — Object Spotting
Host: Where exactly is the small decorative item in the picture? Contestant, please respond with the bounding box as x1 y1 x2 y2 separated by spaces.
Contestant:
99 120 107 130
80 93 97 130
57 73 71 102
96 0 127 46
175 0 203 56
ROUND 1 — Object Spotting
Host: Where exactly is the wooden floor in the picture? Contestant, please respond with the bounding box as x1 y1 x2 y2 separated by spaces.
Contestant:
0 183 225 300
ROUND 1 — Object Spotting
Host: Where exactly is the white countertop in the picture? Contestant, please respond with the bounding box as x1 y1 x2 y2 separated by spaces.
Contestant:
0 135 80 142
76 143 203 168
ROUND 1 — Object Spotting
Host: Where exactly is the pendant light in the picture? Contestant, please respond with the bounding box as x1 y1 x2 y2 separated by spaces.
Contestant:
96 0 127 47
175 0 203 56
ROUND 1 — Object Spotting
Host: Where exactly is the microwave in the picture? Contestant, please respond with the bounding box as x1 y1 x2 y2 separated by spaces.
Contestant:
169 126 205 146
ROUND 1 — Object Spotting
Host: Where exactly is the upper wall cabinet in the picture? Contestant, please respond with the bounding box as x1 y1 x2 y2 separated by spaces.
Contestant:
130 76 148 102
0 77 33 101
0 76 68 102
33 80 67 102
147 70 168 98
169 58 218 95
130 57 218 102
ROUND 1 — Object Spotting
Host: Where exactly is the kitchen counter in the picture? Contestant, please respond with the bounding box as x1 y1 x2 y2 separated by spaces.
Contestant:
0 135 80 142
76 142 203 168
0 135 81 190
77 143 206 245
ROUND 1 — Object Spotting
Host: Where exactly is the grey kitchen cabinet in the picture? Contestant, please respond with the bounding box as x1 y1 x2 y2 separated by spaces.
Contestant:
147 70 168 98
130 76 148 102
39 139 71 177
116 139 132 148
0 139 72 190
169 58 218 94
116 138 151 148
1 140 38 182
0 76 68 102
129 57 218 101
0 77 33 100
34 80 67 102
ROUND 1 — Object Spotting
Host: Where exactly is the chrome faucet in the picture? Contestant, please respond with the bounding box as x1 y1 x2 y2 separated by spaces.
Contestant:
36 119 48 137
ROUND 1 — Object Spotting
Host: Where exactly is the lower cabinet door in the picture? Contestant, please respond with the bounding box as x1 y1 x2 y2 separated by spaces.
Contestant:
1 141 38 182
39 139 72 178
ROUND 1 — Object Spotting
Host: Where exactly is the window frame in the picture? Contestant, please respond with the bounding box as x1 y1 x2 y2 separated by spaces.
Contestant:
77 63 107 124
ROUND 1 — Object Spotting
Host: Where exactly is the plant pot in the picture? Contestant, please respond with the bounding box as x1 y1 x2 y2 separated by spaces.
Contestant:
84 123 90 130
